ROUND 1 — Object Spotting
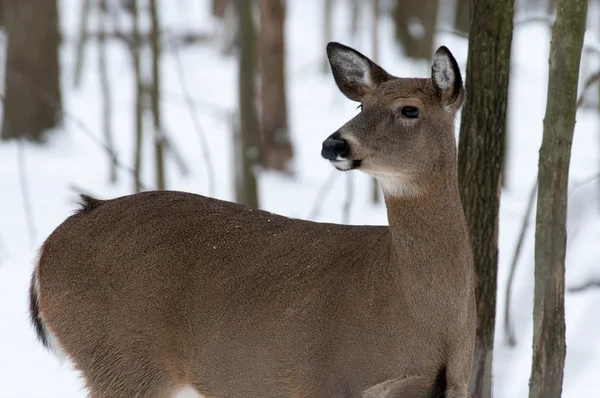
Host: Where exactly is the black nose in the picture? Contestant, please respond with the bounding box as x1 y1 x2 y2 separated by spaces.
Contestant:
321 134 349 161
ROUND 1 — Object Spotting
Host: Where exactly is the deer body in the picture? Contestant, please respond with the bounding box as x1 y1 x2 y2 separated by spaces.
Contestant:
30 43 475 397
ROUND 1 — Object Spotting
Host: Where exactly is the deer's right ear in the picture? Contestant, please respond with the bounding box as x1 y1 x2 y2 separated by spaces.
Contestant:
431 46 464 112
327 42 391 102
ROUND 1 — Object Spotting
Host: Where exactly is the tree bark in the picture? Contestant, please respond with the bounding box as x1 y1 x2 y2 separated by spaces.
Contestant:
456 0 514 397
1 0 62 141
235 0 260 208
150 0 165 190
528 1 587 397
258 0 293 172
392 0 439 60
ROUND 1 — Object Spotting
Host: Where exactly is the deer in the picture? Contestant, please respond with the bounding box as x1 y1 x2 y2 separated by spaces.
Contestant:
29 42 475 398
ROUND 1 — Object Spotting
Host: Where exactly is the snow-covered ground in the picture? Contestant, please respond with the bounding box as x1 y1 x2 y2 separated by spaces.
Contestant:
2 1 600 396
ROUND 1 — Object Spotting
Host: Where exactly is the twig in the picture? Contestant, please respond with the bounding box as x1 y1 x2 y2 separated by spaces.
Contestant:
307 170 340 220
504 179 537 347
59 110 152 191
167 29 216 196
568 280 600 293
159 127 190 176
16 138 37 246
575 70 600 108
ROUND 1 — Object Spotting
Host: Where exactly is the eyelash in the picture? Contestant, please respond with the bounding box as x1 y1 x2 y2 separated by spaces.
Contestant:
356 104 363 111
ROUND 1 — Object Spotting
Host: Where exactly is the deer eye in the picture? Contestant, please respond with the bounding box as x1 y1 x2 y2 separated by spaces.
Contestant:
400 106 419 118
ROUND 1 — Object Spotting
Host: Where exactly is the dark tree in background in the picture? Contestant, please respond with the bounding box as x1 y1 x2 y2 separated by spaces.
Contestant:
529 1 587 397
454 0 470 34
1 0 62 141
234 0 260 208
456 0 514 397
392 0 438 60
258 0 293 172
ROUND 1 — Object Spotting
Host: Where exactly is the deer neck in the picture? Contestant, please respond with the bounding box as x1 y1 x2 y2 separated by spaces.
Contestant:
381 170 470 284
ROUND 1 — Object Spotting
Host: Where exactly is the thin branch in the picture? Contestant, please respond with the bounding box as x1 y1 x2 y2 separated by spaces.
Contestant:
59 110 152 191
307 170 339 220
16 138 37 246
568 280 600 293
159 127 190 176
504 179 538 347
576 70 600 108
167 29 216 196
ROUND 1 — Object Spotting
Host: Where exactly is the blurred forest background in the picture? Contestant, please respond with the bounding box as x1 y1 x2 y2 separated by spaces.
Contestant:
1 0 600 397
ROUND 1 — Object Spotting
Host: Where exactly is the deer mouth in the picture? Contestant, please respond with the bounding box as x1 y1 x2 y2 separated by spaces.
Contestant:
330 159 361 171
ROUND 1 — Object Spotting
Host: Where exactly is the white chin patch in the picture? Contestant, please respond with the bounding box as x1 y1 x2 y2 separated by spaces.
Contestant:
330 159 355 171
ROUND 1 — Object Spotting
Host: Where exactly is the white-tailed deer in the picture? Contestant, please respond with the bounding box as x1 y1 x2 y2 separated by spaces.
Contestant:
30 42 475 397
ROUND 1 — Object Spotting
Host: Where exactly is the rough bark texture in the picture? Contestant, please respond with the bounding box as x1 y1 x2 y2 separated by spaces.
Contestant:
1 0 62 141
235 0 259 208
392 0 438 60
258 0 293 172
528 1 587 397
456 0 514 397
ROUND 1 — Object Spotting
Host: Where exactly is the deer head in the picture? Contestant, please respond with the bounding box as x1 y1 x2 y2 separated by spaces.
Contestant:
321 42 464 196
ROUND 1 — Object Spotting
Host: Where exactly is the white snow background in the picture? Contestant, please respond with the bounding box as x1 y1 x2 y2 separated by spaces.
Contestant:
1 0 600 396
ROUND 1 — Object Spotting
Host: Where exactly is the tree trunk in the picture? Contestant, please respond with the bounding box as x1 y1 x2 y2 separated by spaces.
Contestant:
371 0 381 203
456 0 514 397
392 0 439 60
235 0 260 208
150 0 165 190
528 1 587 397
97 0 117 183
454 0 470 34
322 0 333 73
258 0 293 172
131 0 144 193
1 0 62 141
212 0 228 18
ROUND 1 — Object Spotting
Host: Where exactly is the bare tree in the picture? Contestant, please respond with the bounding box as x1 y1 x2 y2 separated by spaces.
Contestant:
322 0 334 73
150 0 165 190
371 0 381 203
456 0 514 397
258 0 293 172
392 0 439 60
73 0 92 88
235 0 260 208
454 0 470 33
97 0 117 183
529 1 587 397
131 0 144 193
1 0 62 141
212 0 228 18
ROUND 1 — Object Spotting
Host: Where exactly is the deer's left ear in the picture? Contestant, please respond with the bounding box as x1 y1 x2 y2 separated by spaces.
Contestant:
431 46 464 112
327 42 392 102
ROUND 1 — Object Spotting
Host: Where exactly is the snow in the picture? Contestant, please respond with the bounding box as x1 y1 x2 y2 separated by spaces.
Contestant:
1 0 600 396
